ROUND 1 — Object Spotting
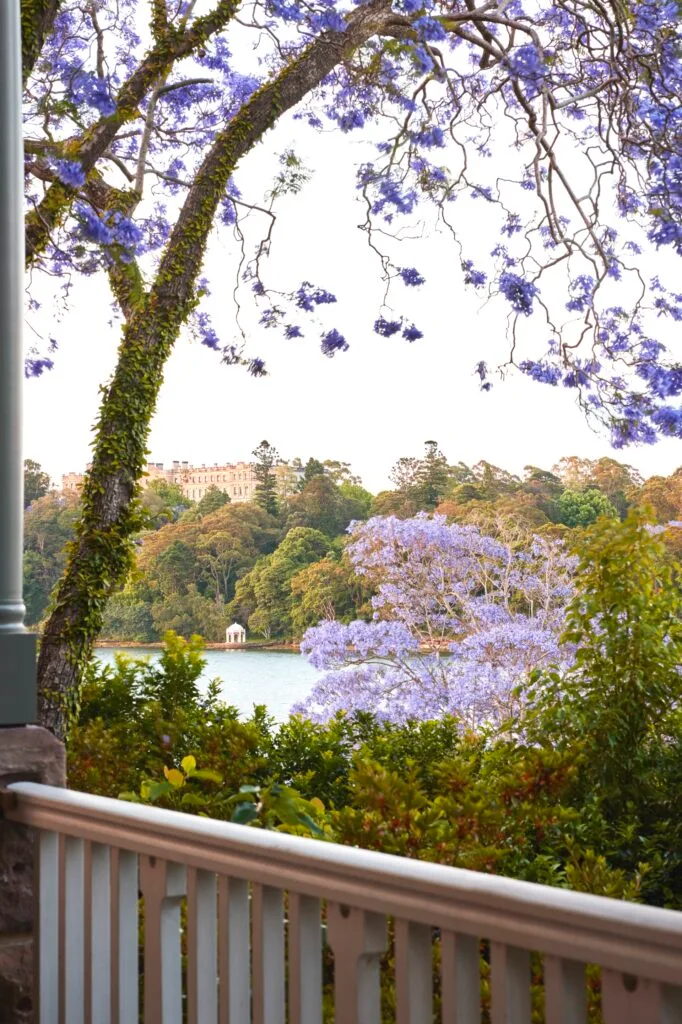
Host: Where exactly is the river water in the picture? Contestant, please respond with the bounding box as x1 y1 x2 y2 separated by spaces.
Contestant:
93 647 321 721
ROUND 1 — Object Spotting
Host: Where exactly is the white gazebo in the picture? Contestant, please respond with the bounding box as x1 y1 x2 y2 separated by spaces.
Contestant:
225 622 246 645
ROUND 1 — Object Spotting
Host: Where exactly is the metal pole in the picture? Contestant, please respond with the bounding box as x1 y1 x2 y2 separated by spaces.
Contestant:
0 0 37 724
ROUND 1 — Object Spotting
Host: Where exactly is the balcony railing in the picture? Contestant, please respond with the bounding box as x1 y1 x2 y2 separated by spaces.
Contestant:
5 780 682 1023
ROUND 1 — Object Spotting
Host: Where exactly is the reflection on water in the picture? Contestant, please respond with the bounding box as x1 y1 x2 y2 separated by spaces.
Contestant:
93 647 321 722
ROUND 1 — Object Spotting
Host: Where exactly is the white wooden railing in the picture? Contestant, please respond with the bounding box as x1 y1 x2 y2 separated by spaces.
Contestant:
5 781 682 1023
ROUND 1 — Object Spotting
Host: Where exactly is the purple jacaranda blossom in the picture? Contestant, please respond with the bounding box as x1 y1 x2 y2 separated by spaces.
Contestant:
296 515 576 727
21 0 682 446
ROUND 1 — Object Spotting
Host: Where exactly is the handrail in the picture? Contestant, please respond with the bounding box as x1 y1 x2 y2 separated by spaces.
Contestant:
7 780 682 986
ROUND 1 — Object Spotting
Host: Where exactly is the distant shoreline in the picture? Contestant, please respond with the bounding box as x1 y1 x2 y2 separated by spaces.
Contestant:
94 639 301 652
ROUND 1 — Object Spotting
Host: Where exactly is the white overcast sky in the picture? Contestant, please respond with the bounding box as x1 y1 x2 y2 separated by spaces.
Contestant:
23 110 682 494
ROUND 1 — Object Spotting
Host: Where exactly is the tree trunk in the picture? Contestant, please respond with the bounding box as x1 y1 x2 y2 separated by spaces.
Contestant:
37 0 401 739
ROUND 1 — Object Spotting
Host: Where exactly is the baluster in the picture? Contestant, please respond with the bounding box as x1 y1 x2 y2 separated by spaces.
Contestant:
440 931 479 1023
37 831 59 1024
543 956 586 1024
395 920 433 1023
288 894 322 1024
490 943 531 1024
218 876 250 1024
139 856 186 1024
110 849 139 1024
87 843 111 1024
252 884 286 1024
326 903 386 1024
187 867 218 1024
64 836 85 1024
661 985 682 1024
602 970 666 1024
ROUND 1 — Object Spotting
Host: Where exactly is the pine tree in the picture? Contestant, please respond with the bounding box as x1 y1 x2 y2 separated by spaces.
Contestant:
252 440 280 517
418 441 450 510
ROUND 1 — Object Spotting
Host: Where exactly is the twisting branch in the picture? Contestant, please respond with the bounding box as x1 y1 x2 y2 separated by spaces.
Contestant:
25 0 242 266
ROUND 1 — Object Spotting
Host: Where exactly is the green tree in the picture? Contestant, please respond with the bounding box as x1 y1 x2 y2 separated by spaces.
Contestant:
290 556 368 634
338 482 373 519
253 440 280 516
230 527 330 639
525 512 682 902
23 491 80 625
24 459 51 508
472 461 521 502
195 486 231 516
322 460 362 486
417 440 450 510
152 540 197 596
101 582 156 642
151 585 228 642
521 467 564 522
297 458 326 491
557 487 617 527
140 479 192 529
287 475 363 538
586 457 642 518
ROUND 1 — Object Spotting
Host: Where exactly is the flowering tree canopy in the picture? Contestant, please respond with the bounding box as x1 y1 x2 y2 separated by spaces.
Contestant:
296 514 576 725
26 0 682 437
22 0 682 735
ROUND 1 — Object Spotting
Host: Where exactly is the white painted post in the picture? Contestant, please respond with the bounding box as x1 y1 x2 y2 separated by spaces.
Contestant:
491 943 531 1024
64 837 86 1024
252 885 286 1024
543 955 586 1024
440 931 480 1023
112 849 139 1024
187 867 218 1024
90 844 112 1024
0 0 37 725
288 894 322 1024
38 832 60 1024
326 904 386 1024
218 876 250 1024
395 920 433 1023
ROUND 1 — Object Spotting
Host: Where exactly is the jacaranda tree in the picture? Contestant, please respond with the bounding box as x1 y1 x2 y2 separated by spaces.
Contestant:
21 0 681 736
296 514 576 724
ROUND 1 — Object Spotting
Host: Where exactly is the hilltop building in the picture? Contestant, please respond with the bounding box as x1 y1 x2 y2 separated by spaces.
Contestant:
60 459 300 503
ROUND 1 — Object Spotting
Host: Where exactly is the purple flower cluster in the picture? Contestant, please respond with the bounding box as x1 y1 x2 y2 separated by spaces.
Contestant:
70 72 116 117
498 272 538 316
295 282 337 312
398 267 425 287
54 160 85 188
320 328 348 356
295 515 575 727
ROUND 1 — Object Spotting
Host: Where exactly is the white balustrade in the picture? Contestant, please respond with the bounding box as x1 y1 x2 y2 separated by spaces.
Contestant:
37 831 59 1024
288 894 322 1024
187 867 218 1024
88 842 111 1024
252 885 286 1024
64 835 85 1024
5 782 682 1024
440 930 480 1023
111 848 139 1024
219 875 250 1024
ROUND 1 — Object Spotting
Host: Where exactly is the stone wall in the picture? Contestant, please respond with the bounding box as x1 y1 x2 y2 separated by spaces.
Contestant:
0 728 65 1023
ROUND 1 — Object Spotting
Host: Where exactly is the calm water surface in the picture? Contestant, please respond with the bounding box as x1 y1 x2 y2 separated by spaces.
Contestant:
94 648 321 721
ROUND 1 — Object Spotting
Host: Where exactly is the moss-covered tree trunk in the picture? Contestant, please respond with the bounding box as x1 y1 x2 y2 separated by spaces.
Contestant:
37 1 401 738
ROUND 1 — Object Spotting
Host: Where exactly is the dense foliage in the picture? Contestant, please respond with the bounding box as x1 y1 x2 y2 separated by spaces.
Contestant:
22 0 682 738
69 515 682 913
25 447 682 642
